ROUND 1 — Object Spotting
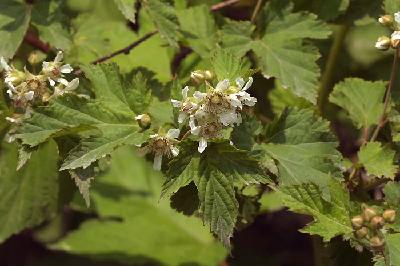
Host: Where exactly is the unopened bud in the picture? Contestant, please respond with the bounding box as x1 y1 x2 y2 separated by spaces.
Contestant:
375 36 391 50
383 209 396 223
392 31 400 48
135 113 151 129
370 236 385 248
355 227 368 239
370 216 385 229
363 207 377 222
351 215 364 229
28 50 46 65
190 70 214 83
378 15 394 26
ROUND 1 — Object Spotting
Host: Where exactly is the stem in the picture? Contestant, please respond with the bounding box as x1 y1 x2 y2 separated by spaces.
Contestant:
318 25 349 116
370 48 400 142
24 31 50 53
211 0 239 11
250 0 263 24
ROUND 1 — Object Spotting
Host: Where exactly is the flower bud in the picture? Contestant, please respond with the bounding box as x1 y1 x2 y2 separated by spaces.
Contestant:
370 236 385 248
355 227 368 239
363 207 377 222
370 216 385 229
135 113 151 129
378 15 394 26
190 70 214 83
375 36 391 50
383 209 396 223
28 51 46 65
392 31 400 48
351 215 364 229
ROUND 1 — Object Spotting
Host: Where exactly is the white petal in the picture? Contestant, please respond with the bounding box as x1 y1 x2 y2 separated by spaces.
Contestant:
178 112 187 123
150 134 159 138
198 138 207 153
6 89 13 98
6 82 16 92
193 91 206 101
220 111 239 126
236 77 245 89
48 77 55 87
135 114 143 120
182 86 189 99
5 117 17 123
167 128 180 139
170 146 179 157
215 79 230 91
0 57 10 71
24 91 34 100
395 12 400 24
229 94 242 108
153 154 162 170
60 64 73 73
57 78 69 86
65 78 79 91
171 99 181 107
54 51 63 63
392 31 400 41
242 77 253 91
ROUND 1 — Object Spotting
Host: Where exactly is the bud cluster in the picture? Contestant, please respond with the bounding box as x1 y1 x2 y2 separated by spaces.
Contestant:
0 51 79 117
375 12 400 50
171 72 257 153
139 128 180 170
351 207 396 250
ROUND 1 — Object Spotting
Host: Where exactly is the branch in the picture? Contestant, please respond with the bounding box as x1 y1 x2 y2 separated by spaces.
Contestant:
24 31 50 53
211 0 240 11
250 0 263 24
90 30 158 65
370 48 400 142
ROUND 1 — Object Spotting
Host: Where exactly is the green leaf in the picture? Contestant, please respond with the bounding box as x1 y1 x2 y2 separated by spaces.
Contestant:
385 233 400 266
329 78 386 129
54 147 226 266
0 141 59 243
177 5 217 57
144 0 179 47
114 0 137 23
384 0 400 14
15 64 147 170
251 0 331 104
31 0 72 50
220 20 254 58
211 49 248 81
260 108 342 198
0 0 31 58
166 142 270 245
383 182 400 231
358 142 398 179
311 0 350 21
277 178 353 241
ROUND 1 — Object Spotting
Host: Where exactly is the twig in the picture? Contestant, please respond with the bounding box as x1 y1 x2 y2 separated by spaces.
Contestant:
24 31 50 53
211 0 240 11
250 0 263 24
90 30 158 65
370 48 400 142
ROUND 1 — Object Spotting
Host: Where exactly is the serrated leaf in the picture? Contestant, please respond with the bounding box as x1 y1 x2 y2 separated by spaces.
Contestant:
211 49 249 81
231 113 262 151
385 233 400 266
0 141 59 243
54 147 226 265
144 0 179 47
177 4 217 57
0 0 31 58
260 108 342 199
31 0 72 50
220 20 254 58
114 0 137 23
70 167 95 207
358 142 398 179
277 178 353 241
251 0 331 103
166 142 270 245
311 0 350 21
329 78 386 129
384 0 400 15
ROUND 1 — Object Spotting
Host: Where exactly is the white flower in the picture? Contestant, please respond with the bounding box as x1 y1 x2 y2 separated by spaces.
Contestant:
1 57 25 85
42 51 74 87
171 86 199 123
140 128 180 170
53 78 79 97
395 12 400 24
392 31 400 41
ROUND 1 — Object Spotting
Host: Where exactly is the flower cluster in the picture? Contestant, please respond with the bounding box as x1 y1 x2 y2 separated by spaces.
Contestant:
171 76 257 153
375 12 400 50
0 51 79 113
139 129 180 170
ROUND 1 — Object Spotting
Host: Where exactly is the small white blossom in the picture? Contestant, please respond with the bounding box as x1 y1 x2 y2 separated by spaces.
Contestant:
42 51 73 87
140 128 180 170
53 78 79 97
171 86 199 123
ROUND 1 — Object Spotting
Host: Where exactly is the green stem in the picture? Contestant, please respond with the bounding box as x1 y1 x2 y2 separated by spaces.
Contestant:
370 48 400 142
318 25 349 116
